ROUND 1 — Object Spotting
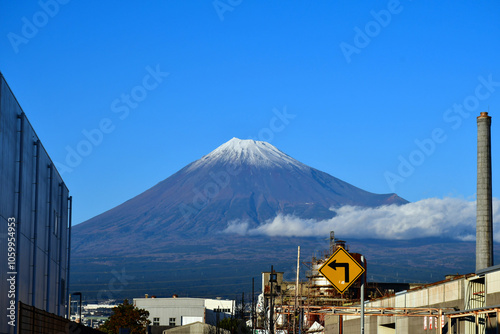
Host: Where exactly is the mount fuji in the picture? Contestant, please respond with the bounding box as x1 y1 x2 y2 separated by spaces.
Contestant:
73 138 406 250
71 138 413 299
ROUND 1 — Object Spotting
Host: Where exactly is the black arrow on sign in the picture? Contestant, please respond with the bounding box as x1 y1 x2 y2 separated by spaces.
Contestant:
328 260 349 282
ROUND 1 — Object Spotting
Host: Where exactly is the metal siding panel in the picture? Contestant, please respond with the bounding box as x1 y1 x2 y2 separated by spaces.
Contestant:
0 76 22 334
428 285 444 305
395 294 406 308
445 281 460 302
0 77 18 220
19 119 35 238
18 235 31 303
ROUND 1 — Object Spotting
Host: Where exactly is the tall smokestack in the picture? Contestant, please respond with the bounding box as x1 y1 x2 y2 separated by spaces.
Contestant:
476 111 493 271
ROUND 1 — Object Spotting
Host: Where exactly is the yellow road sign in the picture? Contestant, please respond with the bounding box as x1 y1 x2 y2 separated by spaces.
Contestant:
319 247 365 294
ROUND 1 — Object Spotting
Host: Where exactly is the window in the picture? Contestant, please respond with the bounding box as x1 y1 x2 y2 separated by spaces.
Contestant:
169 318 176 326
153 317 160 326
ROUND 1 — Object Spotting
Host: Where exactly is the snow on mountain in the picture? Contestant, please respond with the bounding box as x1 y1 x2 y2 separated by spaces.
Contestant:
187 138 308 171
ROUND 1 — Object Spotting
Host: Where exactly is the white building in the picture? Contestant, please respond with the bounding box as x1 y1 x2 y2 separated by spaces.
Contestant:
133 297 235 327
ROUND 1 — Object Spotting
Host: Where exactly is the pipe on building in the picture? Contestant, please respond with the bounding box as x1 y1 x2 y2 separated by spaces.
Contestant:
31 140 40 306
45 163 53 311
476 112 494 271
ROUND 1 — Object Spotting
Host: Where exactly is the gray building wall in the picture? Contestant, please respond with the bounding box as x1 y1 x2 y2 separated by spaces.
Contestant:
0 73 71 334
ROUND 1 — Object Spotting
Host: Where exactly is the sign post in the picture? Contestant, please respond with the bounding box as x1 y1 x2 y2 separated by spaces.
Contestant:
360 255 365 334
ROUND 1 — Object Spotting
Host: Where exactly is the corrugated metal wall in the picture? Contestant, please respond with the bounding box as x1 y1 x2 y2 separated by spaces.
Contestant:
0 73 71 334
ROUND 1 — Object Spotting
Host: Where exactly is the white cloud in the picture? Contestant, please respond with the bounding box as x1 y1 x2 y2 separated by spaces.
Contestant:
223 197 500 241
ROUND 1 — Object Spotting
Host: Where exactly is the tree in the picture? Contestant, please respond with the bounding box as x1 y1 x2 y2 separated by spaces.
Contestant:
218 317 250 334
99 299 151 334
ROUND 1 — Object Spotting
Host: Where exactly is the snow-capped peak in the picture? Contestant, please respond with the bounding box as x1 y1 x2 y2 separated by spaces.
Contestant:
188 137 308 171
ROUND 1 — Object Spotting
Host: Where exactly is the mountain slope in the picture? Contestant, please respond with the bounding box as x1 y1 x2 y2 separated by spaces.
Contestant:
72 138 406 255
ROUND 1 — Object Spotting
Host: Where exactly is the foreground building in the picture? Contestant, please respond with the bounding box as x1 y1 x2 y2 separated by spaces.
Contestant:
0 72 72 333
325 266 500 333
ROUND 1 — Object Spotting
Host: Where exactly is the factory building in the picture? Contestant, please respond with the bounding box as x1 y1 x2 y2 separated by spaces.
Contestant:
0 72 72 333
133 296 235 328
325 267 500 333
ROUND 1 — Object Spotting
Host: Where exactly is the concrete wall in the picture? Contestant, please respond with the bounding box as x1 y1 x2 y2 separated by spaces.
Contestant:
0 73 71 334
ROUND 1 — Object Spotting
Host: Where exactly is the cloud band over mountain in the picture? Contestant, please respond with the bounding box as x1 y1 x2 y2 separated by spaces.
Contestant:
224 197 500 242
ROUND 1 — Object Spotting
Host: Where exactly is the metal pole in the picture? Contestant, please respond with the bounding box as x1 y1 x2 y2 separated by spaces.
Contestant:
79 294 82 323
252 277 255 333
438 310 443 334
360 256 365 334
72 292 82 323
68 294 71 319
294 246 300 334
299 307 303 334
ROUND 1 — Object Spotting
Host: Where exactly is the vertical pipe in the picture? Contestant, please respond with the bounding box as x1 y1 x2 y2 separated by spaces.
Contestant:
57 183 64 316
14 113 24 334
45 164 53 311
31 140 40 307
477 112 494 271
66 196 72 318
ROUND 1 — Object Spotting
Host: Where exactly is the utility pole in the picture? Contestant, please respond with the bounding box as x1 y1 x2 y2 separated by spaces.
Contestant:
241 292 245 320
252 278 255 333
294 246 300 334
270 265 275 334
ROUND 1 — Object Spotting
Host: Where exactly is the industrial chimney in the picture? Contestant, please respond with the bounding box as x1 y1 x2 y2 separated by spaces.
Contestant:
476 111 493 271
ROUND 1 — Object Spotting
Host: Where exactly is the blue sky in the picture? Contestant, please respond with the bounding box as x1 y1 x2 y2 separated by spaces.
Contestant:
1 1 499 225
